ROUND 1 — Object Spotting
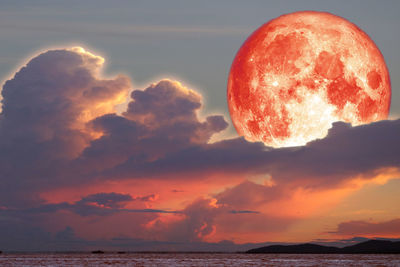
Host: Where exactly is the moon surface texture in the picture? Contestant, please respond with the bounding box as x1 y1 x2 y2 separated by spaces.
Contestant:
228 11 391 148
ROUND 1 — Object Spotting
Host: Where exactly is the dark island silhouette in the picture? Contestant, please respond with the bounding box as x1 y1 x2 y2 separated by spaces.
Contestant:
91 250 105 254
247 240 400 254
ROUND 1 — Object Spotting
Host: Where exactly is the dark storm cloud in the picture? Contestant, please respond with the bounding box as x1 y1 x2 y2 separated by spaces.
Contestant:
272 120 400 184
100 119 400 189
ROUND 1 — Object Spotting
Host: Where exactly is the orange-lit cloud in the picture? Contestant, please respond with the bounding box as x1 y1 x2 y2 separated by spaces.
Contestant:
0 47 400 251
333 218 400 237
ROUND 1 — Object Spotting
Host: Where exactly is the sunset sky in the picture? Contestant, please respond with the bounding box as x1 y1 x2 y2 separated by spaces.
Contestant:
0 0 400 251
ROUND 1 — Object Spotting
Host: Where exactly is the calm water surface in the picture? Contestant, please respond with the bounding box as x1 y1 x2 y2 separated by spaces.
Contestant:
1 253 400 266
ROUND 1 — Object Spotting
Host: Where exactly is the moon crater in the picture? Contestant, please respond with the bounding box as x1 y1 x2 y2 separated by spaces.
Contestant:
228 11 391 147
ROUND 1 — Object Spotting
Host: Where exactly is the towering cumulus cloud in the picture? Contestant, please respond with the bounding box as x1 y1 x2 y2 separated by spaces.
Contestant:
0 47 130 205
0 48 130 204
78 79 228 173
0 47 399 250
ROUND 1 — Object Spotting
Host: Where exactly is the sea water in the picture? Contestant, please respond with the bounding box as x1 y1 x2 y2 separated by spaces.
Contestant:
1 253 400 266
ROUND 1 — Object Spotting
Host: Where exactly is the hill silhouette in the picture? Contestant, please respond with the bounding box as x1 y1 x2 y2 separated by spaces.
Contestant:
91 250 105 254
247 240 400 254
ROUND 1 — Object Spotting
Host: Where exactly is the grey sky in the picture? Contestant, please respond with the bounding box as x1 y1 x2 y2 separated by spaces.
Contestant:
1 0 399 129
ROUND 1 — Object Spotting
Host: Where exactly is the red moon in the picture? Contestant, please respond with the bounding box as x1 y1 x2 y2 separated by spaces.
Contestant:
227 11 391 148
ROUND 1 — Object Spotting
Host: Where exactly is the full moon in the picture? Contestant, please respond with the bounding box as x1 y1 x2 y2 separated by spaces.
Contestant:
227 11 391 148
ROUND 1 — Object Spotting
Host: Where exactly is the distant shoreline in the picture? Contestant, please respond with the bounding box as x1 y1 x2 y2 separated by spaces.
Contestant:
1 239 400 254
0 251 240 254
247 240 400 254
